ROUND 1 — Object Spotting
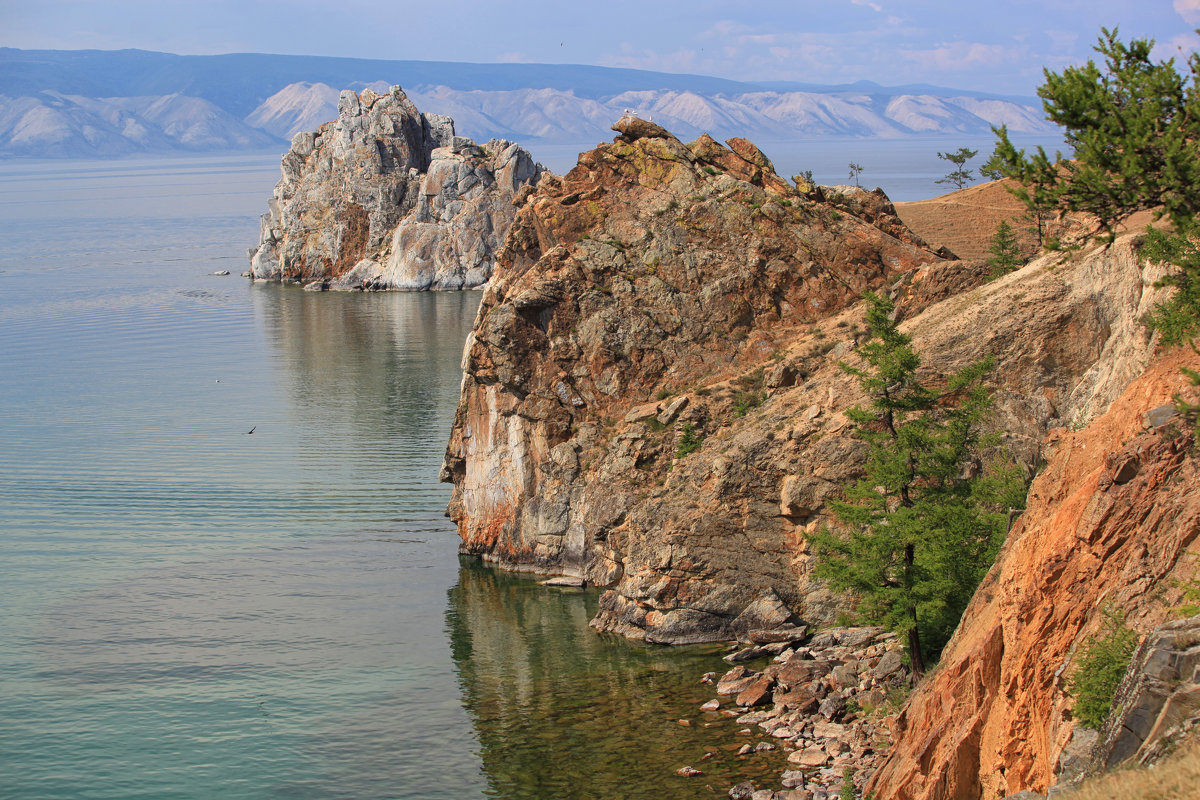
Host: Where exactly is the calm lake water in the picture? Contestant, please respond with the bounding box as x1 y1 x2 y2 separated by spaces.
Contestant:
0 155 789 800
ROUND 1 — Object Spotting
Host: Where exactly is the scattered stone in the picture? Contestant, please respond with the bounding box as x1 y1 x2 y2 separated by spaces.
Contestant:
540 575 585 587
746 625 809 645
677 765 703 777
1144 403 1178 429
737 743 754 755
701 699 721 712
624 401 661 422
1001 792 1046 800
1109 454 1140 485
657 395 690 425
818 696 845 721
737 676 775 707
831 664 858 689
726 642 793 662
788 746 830 767
780 770 806 789
678 719 691 726
210 270 230 276
729 781 757 799
777 790 813 800
750 791 775 800
871 650 905 680
754 742 777 752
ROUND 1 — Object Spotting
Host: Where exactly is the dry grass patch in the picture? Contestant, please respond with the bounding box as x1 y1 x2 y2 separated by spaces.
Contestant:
1068 744 1200 800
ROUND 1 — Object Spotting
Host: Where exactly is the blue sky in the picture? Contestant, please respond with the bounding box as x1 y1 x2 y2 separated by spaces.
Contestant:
2 0 1197 95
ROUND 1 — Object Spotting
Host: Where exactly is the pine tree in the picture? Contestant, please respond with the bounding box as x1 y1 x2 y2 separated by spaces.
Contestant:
848 162 864 187
983 130 1061 248
989 28 1200 240
935 147 978 191
810 294 1022 677
986 220 1025 277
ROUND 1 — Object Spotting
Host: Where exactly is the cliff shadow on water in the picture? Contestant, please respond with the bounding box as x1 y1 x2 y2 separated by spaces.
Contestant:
445 559 789 799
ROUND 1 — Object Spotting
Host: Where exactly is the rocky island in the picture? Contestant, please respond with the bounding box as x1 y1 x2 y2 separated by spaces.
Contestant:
248 85 544 290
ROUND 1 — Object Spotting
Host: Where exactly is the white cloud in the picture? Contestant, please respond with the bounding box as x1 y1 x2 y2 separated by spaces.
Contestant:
1151 31 1200 62
900 41 1023 71
1175 0 1200 24
849 0 883 11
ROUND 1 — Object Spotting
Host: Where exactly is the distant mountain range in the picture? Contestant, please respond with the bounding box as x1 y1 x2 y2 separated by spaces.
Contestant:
0 48 1058 159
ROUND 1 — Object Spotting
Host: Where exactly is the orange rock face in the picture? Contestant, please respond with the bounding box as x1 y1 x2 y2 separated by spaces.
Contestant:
869 350 1200 800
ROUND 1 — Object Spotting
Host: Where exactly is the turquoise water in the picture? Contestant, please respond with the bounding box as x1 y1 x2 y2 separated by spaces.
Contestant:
0 156 788 799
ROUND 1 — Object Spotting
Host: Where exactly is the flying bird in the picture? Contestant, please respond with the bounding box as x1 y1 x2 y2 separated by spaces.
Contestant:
246 426 256 435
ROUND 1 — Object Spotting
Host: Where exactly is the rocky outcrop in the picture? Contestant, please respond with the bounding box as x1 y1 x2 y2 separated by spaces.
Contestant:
867 350 1200 800
248 85 544 290
442 113 1173 647
442 117 945 644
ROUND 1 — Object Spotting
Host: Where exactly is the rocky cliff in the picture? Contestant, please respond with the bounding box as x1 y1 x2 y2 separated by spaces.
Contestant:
441 117 1170 646
868 350 1200 800
248 86 544 290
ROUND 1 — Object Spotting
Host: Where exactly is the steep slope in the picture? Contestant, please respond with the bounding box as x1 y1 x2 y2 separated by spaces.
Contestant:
442 119 1167 646
868 349 1200 800
247 85 544 290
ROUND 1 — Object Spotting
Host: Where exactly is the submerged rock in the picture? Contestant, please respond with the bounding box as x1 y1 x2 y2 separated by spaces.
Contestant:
248 86 545 290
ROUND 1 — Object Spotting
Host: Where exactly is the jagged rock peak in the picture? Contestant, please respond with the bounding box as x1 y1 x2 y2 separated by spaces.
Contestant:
441 120 945 644
248 85 546 291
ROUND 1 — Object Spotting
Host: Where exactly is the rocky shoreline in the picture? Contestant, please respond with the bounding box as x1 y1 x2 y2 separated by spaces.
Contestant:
687 626 907 800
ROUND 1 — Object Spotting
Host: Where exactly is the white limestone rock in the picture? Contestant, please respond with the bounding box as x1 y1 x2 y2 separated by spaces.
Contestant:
248 86 545 291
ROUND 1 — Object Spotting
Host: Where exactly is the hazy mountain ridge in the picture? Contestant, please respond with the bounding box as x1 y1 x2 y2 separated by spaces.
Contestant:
253 81 1056 145
0 89 279 157
0 47 1057 158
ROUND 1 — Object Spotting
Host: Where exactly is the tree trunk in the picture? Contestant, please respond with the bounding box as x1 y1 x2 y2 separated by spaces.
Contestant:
906 625 925 681
905 542 925 679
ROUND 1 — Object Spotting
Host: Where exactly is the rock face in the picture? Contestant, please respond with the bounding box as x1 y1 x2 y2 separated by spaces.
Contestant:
247 86 544 290
441 117 945 644
867 350 1200 800
442 114 1174 647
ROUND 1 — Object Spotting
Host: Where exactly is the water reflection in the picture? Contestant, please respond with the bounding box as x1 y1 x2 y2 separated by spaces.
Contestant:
251 287 480 439
447 561 788 799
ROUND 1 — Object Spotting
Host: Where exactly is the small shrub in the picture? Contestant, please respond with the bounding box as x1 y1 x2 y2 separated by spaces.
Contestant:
733 391 765 417
676 423 703 457
986 220 1026 277
1069 609 1138 728
840 769 856 800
